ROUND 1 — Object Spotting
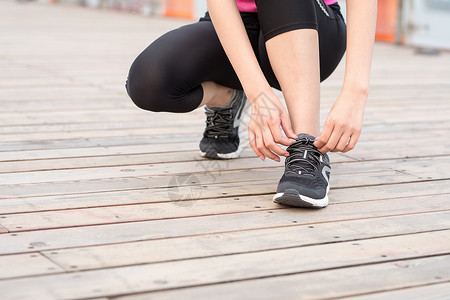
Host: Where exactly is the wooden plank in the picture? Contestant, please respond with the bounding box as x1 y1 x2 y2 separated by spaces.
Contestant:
0 143 200 162
1 154 447 198
3 153 445 185
0 78 75 89
0 119 448 146
2 178 448 214
2 95 448 114
0 195 449 254
0 125 447 158
41 211 450 271
0 142 205 162
0 150 254 174
0 124 442 153
0 149 284 174
0 125 204 143
346 140 450 161
0 119 202 135
1 133 448 164
0 148 355 174
0 119 447 160
114 256 450 300
0 179 278 213
0 194 278 231
342 282 450 300
0 168 424 199
0 109 204 126
1 232 449 299
0 135 203 152
2 121 448 143
0 253 64 280
0 224 7 233
0 87 114 100
2 192 449 233
0 103 448 128
0 168 419 202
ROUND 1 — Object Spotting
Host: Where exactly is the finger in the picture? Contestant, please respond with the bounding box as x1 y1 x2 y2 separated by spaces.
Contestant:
314 122 334 149
264 123 288 158
343 130 361 152
259 128 280 162
333 132 351 152
271 122 294 150
248 130 265 160
255 132 278 160
319 127 343 153
280 111 298 141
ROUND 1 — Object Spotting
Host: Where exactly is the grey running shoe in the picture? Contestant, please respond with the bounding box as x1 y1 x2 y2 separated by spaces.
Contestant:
273 133 331 208
200 89 249 159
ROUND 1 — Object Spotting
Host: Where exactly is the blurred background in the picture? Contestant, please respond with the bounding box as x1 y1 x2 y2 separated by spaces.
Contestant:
24 0 450 51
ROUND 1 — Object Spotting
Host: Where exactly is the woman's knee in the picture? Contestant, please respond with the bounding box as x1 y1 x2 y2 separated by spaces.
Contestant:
126 66 167 112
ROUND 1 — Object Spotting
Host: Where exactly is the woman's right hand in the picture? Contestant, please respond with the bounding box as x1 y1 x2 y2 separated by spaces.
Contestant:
206 1 296 161
248 89 298 162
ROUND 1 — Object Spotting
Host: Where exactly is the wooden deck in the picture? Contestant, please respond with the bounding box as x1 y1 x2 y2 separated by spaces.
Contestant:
1 1 450 299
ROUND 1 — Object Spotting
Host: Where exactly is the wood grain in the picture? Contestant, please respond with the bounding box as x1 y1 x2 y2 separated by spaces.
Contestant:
1 233 449 299
41 211 450 271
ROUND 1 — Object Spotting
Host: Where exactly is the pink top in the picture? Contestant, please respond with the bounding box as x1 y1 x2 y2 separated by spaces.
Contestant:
236 0 338 13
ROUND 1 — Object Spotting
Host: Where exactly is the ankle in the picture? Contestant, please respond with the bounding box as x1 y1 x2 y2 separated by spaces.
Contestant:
207 86 234 107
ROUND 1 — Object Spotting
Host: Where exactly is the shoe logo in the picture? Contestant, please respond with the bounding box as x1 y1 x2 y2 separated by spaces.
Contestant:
322 166 331 184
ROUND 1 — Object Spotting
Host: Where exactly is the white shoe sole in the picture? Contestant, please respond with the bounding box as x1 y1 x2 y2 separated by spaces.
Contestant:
273 186 330 208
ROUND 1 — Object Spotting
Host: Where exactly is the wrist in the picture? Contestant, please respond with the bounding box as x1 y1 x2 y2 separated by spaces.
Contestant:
244 84 273 103
342 81 370 98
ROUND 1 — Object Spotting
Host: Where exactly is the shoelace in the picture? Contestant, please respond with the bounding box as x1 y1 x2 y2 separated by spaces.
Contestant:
285 140 323 175
204 107 234 138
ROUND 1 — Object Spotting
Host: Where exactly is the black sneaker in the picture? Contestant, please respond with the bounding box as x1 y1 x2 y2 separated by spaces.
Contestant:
199 89 249 159
273 133 331 208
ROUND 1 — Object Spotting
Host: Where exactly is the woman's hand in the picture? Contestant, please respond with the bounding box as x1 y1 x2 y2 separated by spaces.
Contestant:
248 89 298 162
314 0 376 154
314 89 367 153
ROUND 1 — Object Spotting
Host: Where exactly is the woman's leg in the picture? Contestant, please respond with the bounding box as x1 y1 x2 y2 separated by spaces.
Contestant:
266 29 321 136
255 0 347 136
253 0 347 208
126 15 259 159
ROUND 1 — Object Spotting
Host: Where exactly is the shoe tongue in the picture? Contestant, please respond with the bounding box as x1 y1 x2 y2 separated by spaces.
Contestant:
296 133 316 143
287 133 318 154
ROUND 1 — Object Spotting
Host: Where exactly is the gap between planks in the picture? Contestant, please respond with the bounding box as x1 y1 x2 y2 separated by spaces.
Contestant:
1 211 448 279
1 154 447 187
339 282 450 300
0 234 448 299
0 194 449 253
110 257 450 300
0 193 449 233
38 211 450 272
1 178 449 214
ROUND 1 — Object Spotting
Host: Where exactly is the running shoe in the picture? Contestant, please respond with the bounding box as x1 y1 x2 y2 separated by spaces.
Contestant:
200 89 249 159
273 133 331 208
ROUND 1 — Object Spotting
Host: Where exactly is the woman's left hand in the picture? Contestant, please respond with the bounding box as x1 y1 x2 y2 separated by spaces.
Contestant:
314 89 367 153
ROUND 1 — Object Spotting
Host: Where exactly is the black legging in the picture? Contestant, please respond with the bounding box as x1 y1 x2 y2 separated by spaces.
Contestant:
126 0 347 113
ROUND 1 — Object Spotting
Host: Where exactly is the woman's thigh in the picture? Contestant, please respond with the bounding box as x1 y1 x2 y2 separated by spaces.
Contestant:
126 18 245 113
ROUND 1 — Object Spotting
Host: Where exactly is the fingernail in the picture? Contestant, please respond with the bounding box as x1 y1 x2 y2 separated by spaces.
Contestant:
284 153 289 157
